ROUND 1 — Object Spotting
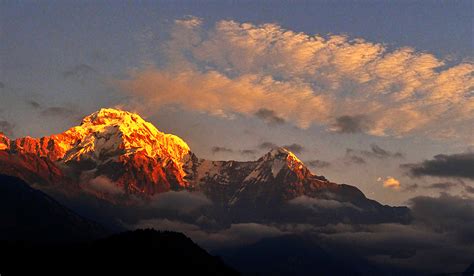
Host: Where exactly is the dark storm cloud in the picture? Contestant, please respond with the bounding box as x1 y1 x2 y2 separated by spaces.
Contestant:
211 146 233 154
331 115 372 134
306 160 331 168
0 120 15 136
402 152 474 180
254 108 285 126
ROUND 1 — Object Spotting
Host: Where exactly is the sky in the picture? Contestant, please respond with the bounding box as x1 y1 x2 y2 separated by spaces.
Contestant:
1 0 473 205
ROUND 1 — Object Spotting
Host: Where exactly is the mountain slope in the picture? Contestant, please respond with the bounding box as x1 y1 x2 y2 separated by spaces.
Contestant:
0 174 108 242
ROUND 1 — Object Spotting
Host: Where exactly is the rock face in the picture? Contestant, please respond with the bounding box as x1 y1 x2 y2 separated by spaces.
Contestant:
0 108 410 224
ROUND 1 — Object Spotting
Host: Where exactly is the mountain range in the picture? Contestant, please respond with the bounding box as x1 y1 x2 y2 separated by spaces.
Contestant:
0 108 409 225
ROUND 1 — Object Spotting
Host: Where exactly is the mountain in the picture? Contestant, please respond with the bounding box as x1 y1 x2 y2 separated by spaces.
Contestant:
0 108 190 195
216 235 378 275
0 108 410 224
0 229 238 276
0 174 108 242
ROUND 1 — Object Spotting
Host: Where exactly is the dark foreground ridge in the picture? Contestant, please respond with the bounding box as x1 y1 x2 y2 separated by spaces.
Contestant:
0 229 238 276
0 174 108 242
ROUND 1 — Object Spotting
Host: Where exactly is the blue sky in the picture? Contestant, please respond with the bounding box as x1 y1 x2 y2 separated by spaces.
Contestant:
1 0 473 205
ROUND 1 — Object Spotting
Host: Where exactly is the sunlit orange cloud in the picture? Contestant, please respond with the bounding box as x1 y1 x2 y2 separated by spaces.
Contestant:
379 177 401 190
119 69 331 128
118 17 474 143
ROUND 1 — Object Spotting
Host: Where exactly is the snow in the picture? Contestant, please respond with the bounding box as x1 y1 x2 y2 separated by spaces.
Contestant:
271 159 285 178
38 108 192 181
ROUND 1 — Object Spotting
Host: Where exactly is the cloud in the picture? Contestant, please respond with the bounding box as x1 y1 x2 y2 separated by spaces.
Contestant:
330 115 372 134
256 142 304 154
361 144 403 159
319 222 474 273
427 182 457 190
132 219 285 250
403 152 474 180
85 175 125 196
313 194 474 273
282 143 304 154
464 185 474 194
409 193 474 244
240 149 257 155
26 100 41 109
254 108 286 125
0 120 15 136
118 18 474 143
119 68 327 128
378 176 401 190
258 142 278 150
211 146 233 154
40 107 77 118
0 82 5 89
344 149 367 165
306 160 331 169
402 183 419 193
347 144 403 160
289 195 361 211
62 64 98 83
148 191 212 214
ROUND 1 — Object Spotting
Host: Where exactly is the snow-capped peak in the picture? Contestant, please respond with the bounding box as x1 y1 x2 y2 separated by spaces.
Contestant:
62 108 190 166
241 147 307 182
261 147 304 169
263 147 302 161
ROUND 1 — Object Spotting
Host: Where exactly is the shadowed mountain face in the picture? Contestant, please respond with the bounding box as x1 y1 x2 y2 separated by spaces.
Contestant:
0 108 409 226
0 174 108 242
0 229 238 276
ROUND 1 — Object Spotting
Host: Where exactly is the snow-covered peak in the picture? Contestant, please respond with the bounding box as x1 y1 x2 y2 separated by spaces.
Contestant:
61 108 190 166
241 147 307 181
262 147 303 164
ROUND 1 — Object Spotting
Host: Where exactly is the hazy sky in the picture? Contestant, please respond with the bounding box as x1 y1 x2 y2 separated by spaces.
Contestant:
1 0 473 205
